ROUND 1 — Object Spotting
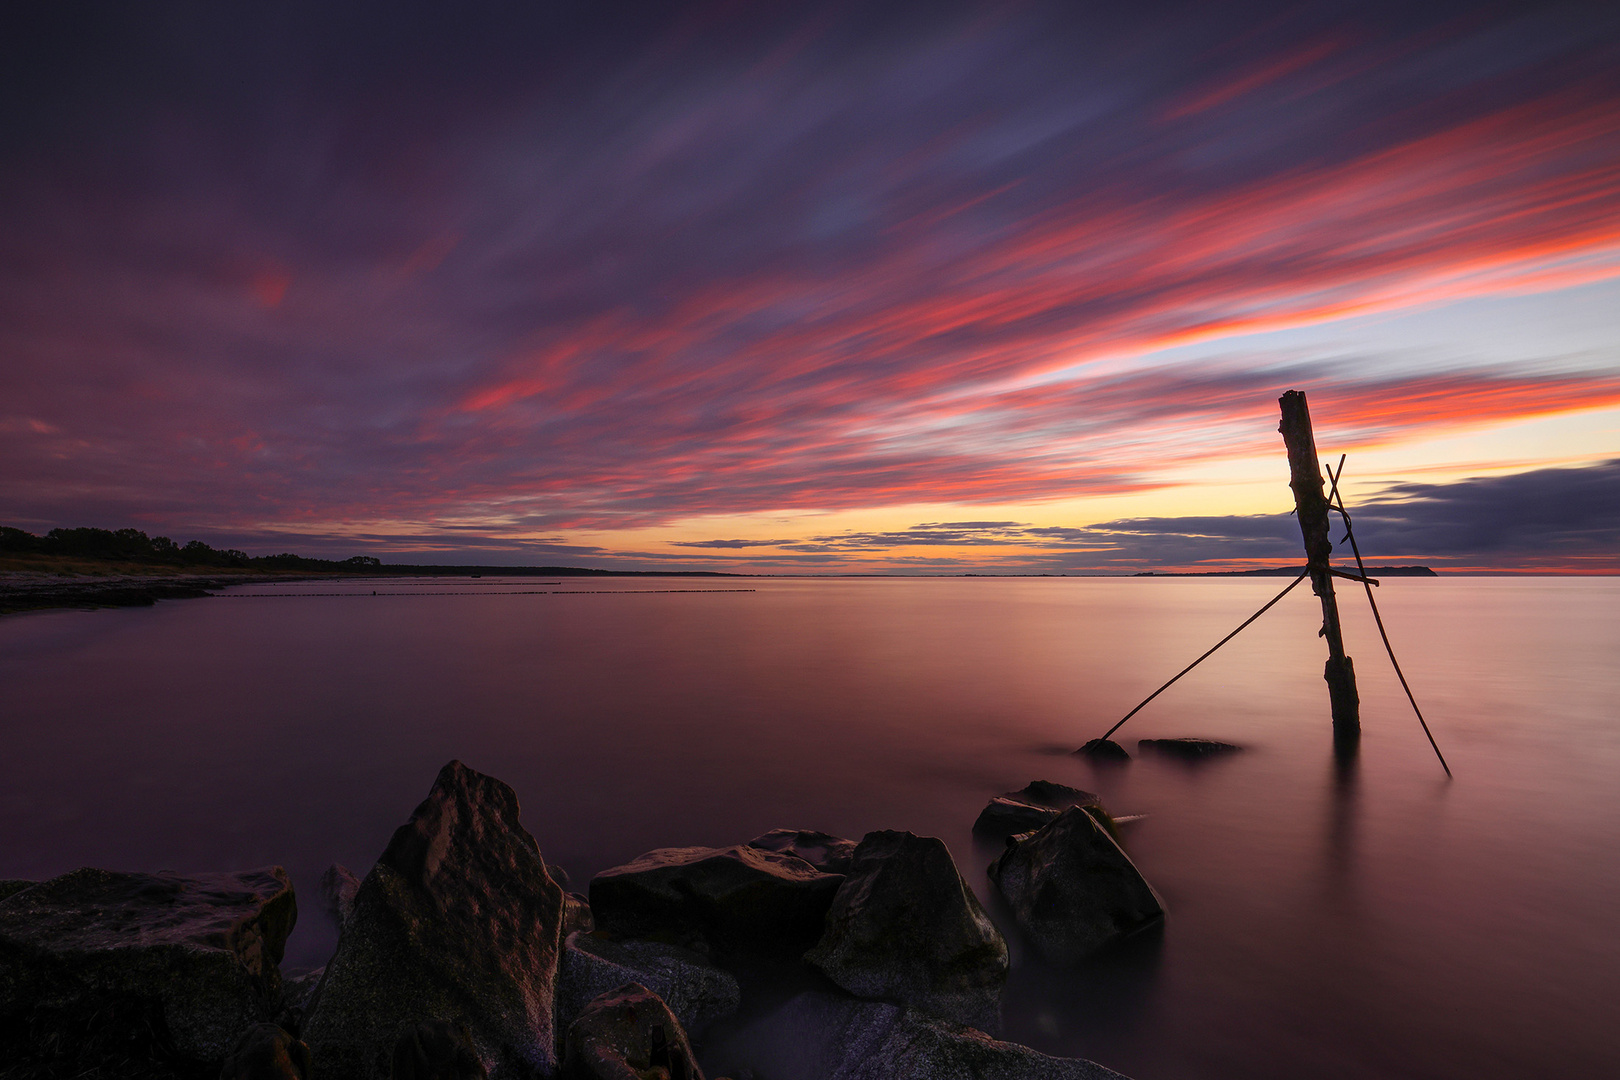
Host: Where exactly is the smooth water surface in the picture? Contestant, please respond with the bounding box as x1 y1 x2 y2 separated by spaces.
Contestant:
2 576 1616 1079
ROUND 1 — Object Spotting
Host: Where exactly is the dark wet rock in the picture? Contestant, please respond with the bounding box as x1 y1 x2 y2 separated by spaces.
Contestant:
302 760 566 1079
712 991 1132 1080
391 1019 488 1080
0 866 294 1063
988 807 1163 965
1073 739 1131 761
319 864 361 928
1009 781 1098 808
590 844 842 959
562 892 594 936
974 797 1060 838
973 782 1100 839
220 1022 312 1080
0 881 34 903
1137 738 1242 759
564 983 704 1080
558 931 740 1040
747 829 858 874
805 831 1007 1029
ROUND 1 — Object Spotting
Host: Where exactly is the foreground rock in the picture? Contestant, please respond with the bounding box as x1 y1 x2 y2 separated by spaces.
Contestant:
988 808 1163 965
747 828 858 873
220 1022 312 1080
1137 738 1242 759
565 983 705 1080
391 1019 488 1080
590 844 842 959
805 831 1007 1029
0 866 295 1064
713 991 1131 1080
973 782 1101 838
303 760 566 1079
558 931 741 1039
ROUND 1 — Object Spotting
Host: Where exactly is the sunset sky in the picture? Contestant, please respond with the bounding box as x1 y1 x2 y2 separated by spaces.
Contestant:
3 1 1617 572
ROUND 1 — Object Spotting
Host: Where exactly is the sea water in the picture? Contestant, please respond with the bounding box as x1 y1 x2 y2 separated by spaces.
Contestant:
1 576 1616 1079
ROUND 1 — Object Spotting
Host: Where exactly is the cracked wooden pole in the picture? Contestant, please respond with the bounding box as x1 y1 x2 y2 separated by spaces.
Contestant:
1278 390 1360 742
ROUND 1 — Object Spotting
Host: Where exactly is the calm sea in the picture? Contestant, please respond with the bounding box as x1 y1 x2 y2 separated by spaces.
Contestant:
1 576 1616 1079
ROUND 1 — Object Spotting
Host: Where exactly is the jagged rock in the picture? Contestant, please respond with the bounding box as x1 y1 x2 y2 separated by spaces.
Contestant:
1137 738 1242 759
220 1022 313 1080
988 807 1163 965
319 864 361 927
590 844 842 959
0 866 295 1062
392 1019 488 1080
1073 739 1130 761
558 931 741 1040
974 782 1101 838
805 831 1006 1029
713 991 1132 1080
303 761 566 1079
562 892 594 936
747 829 858 874
565 983 705 1080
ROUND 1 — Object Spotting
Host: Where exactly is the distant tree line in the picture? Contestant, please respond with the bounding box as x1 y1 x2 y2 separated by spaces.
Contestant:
0 526 382 571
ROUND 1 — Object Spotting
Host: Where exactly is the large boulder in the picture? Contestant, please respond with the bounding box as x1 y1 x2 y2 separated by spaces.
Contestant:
972 782 1100 839
564 983 705 1080
302 761 567 1079
804 831 1007 1029
0 866 295 1064
558 931 740 1040
713 991 1132 1080
318 864 361 928
747 829 857 874
589 844 842 959
391 1019 488 1080
987 808 1163 965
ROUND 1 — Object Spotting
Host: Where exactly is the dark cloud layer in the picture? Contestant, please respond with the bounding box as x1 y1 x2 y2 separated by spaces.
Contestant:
2 2 1618 555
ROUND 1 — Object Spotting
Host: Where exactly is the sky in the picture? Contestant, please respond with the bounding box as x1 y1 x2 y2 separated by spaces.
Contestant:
2 0 1618 573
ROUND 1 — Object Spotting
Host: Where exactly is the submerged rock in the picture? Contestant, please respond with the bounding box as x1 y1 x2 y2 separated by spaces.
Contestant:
1073 739 1131 761
805 831 1007 1029
391 1019 488 1080
557 931 741 1039
220 1022 313 1080
0 865 295 1063
747 828 858 874
1137 738 1242 759
590 843 842 959
302 760 566 1079
988 807 1163 965
715 991 1132 1080
972 782 1101 839
565 982 705 1080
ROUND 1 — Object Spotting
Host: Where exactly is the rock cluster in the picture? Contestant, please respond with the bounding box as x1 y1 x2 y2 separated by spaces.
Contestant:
0 764 1152 1080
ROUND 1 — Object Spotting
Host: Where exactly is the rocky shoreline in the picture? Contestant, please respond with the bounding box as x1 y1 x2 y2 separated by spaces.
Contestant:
0 572 297 615
0 762 1164 1079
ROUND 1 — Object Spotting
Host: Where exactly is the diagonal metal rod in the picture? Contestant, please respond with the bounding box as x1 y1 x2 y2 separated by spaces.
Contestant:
1325 458 1452 777
1101 569 1311 740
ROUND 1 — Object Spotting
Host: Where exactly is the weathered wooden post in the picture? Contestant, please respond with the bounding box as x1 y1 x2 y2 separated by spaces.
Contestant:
1278 390 1360 741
